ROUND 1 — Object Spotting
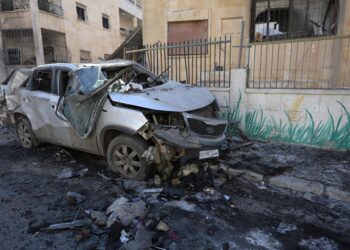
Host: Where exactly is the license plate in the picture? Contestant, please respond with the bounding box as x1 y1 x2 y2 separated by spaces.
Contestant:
199 149 219 160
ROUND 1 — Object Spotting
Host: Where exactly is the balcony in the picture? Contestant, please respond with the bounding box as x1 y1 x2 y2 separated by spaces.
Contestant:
38 0 63 16
0 0 30 11
125 0 142 9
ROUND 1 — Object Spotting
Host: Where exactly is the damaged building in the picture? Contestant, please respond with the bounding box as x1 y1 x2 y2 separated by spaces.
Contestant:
0 0 143 81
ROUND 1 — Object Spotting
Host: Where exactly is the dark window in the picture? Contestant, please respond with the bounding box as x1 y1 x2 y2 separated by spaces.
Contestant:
7 48 21 65
251 0 339 42
57 70 70 96
76 4 86 21
0 0 14 11
32 70 53 93
168 20 208 55
102 15 110 29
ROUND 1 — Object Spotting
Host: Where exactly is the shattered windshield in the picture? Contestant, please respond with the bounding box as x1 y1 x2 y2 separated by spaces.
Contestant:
103 64 166 93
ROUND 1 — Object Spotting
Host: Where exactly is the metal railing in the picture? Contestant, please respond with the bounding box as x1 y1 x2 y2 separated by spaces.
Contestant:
125 38 229 88
0 0 29 11
38 0 63 16
125 36 250 88
248 35 350 89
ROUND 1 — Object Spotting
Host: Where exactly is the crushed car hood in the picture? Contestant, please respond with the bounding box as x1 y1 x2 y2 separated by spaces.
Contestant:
108 81 216 112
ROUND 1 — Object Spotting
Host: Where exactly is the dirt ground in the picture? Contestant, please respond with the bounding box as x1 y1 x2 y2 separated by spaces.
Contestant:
0 125 350 250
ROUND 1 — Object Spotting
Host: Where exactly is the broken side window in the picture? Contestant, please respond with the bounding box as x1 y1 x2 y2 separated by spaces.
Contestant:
251 0 339 42
32 70 53 93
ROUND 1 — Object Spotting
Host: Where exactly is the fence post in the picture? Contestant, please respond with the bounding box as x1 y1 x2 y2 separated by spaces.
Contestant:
238 20 245 68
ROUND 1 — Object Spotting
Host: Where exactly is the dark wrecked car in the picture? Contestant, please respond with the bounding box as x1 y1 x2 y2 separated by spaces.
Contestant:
3 60 227 180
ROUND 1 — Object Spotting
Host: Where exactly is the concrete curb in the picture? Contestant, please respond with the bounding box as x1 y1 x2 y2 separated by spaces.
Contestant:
235 171 350 204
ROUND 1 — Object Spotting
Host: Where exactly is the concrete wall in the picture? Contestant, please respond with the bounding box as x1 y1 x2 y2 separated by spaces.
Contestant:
213 69 350 150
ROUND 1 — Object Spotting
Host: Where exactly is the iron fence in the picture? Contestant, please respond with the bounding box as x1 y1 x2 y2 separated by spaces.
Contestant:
124 37 250 88
248 35 350 89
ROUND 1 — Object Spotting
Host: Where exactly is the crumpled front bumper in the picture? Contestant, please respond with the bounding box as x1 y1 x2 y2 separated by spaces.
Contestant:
153 127 226 150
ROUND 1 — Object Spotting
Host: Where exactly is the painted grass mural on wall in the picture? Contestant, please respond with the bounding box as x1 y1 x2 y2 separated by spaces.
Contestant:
223 95 350 149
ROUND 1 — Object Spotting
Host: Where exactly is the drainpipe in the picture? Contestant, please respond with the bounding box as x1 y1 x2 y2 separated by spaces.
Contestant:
29 0 45 65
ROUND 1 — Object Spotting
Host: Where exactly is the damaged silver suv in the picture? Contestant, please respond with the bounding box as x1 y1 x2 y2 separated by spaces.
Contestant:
3 60 227 180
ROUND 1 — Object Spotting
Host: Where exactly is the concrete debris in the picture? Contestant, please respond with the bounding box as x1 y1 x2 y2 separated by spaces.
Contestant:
57 168 88 179
276 223 298 235
89 210 107 227
164 200 196 212
158 187 184 201
224 195 231 201
195 191 222 202
245 229 282 250
142 188 163 194
298 237 338 250
106 197 147 227
55 149 75 163
156 221 170 232
203 187 216 195
66 192 86 205
154 175 162 187
179 163 199 177
122 225 154 250
42 219 91 231
120 230 130 244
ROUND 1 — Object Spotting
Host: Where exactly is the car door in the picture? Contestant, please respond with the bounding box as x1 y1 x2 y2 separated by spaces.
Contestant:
49 68 99 153
21 68 54 141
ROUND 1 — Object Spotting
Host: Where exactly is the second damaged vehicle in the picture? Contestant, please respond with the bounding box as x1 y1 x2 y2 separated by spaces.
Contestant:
4 61 227 180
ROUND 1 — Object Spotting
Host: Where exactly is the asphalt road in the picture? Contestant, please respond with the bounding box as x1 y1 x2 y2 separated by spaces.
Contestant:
0 127 349 249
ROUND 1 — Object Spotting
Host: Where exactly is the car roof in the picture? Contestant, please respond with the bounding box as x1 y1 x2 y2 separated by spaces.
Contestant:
35 59 136 71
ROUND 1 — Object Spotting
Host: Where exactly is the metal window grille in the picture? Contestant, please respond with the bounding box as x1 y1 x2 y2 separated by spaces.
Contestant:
38 0 63 16
80 50 91 63
76 4 86 21
0 0 29 11
2 29 36 66
250 0 339 42
102 15 110 29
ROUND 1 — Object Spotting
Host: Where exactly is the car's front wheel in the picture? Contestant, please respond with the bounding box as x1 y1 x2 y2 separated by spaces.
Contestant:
107 135 150 180
16 117 38 149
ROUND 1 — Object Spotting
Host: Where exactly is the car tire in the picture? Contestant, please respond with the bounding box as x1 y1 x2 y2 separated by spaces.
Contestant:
16 117 38 149
107 134 150 180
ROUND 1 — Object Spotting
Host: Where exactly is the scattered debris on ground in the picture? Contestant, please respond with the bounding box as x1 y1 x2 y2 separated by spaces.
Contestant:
0 126 350 249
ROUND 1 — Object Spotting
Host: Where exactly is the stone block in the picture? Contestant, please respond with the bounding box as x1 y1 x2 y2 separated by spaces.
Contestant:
268 175 324 196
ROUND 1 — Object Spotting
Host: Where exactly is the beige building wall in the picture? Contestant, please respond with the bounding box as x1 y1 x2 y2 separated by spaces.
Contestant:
143 0 251 45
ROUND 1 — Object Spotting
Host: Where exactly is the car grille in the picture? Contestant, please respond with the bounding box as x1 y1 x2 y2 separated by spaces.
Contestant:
188 118 226 137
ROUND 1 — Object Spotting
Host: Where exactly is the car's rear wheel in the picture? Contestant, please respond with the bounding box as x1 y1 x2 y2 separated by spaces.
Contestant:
16 117 38 149
107 135 150 180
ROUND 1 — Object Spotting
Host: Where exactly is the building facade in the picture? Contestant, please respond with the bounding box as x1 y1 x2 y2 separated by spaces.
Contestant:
0 0 142 80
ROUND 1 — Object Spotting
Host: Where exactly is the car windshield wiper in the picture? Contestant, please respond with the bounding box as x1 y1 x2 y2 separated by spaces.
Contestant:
150 65 172 85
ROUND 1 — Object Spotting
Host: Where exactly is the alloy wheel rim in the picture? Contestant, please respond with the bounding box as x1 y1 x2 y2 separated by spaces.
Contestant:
18 122 32 147
112 145 142 177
